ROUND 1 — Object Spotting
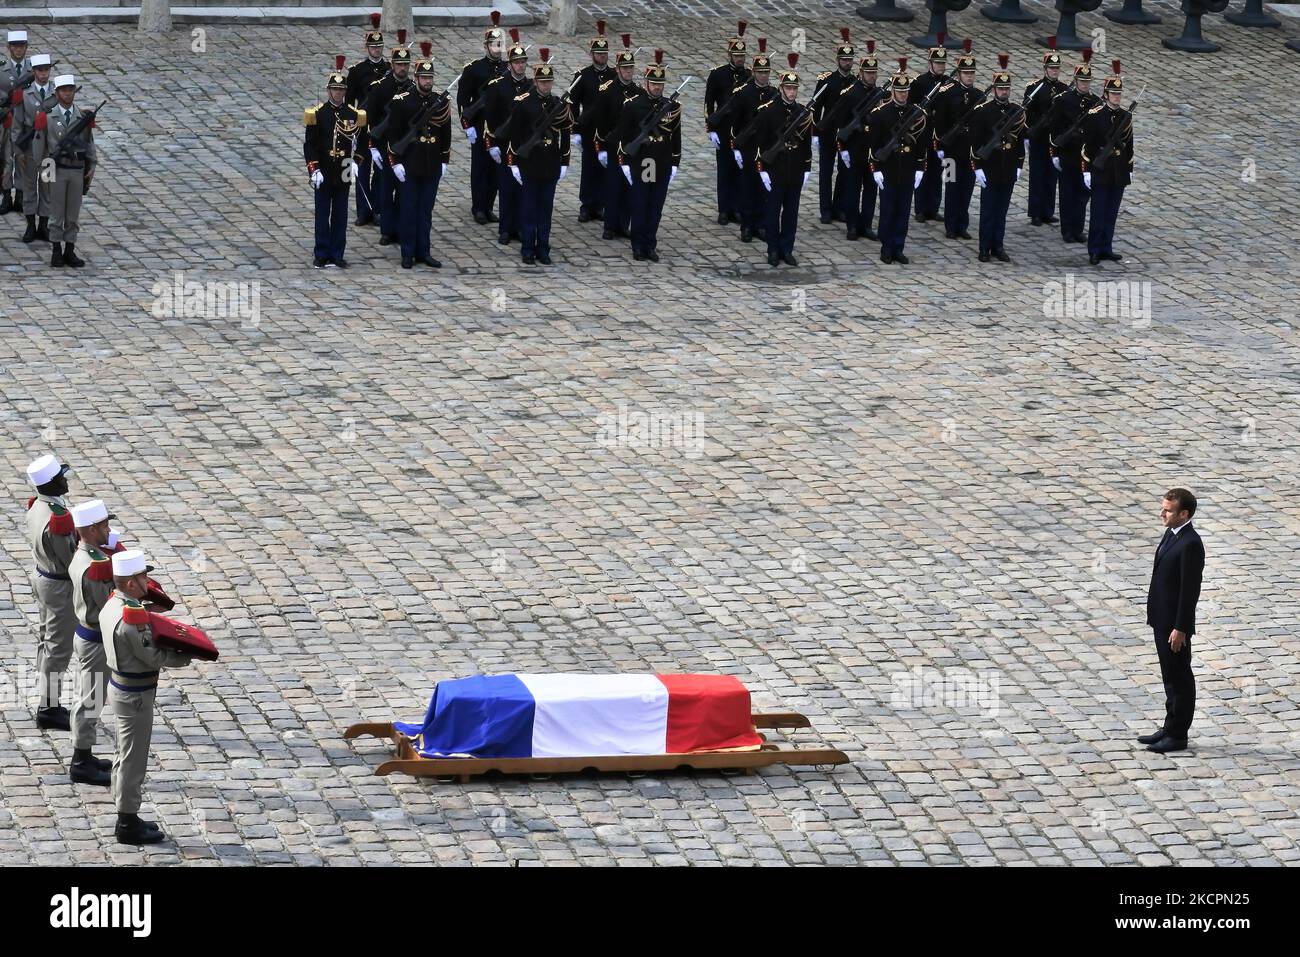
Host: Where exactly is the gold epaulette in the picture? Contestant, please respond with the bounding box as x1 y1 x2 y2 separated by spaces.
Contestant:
355 108 368 127
817 71 832 81
304 105 318 126
514 91 530 101
756 100 773 111
599 78 614 92
393 91 411 100
731 82 746 94
939 82 954 93
1088 103 1104 113
487 76 503 86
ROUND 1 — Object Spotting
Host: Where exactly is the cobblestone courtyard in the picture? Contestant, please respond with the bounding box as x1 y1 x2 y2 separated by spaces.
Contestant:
1 8 1298 865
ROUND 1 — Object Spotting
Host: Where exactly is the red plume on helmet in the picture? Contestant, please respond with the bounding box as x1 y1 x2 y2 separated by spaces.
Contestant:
654 48 663 64
898 56 908 72
1047 35 1057 51
596 19 606 35
490 10 501 26
509 27 520 43
369 12 380 29
963 37 972 53
738 20 747 37
335 54 346 70
621 33 631 48
1112 59 1121 74
867 39 876 55
788 52 799 68
1082 47 1093 63
840 27 851 43
397 28 407 45
998 53 1009 69
540 47 550 62
758 37 767 53
936 31 946 47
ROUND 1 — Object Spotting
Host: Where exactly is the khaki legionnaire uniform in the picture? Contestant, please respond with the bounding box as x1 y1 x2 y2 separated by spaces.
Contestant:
508 56 572 265
33 74 96 268
458 12 508 223
25 454 77 728
68 499 115 786
1 30 32 214
347 14 389 226
101 549 193 845
811 28 856 224
14 55 56 241
1050 54 1099 245
726 43 775 243
305 65 367 268
591 38 645 240
827 51 884 242
869 71 928 264
704 22 751 225
1023 42 1066 227
969 72 1026 262
570 20 612 223
387 59 452 269
481 38 533 245
1082 71 1134 265
616 51 680 263
752 55 814 267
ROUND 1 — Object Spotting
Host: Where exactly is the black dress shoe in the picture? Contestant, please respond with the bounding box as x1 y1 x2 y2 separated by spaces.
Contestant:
914 211 925 223
522 255 536 264
632 251 646 261
498 233 511 244
782 253 798 266
592 208 604 221
1071 233 1087 244
1089 254 1101 266
994 249 1010 262
616 229 631 239
486 212 500 223
646 250 659 262
334 258 350 269
1030 217 1042 226
846 228 859 241
313 256 328 268
420 256 441 268
36 706 70 730
740 226 753 243
957 231 972 240
1104 252 1123 262
768 253 780 267
578 209 591 223
881 252 893 264
602 228 615 240
755 228 767 241
473 211 488 225
1043 215 1058 225
728 212 740 224
537 253 552 265
979 252 991 262
945 231 958 239
833 212 846 223
717 212 729 225
116 814 166 846
820 214 833 225
864 230 879 240
70 749 111 787
379 234 397 245
894 253 909 264
401 257 414 268
1147 737 1188 754
355 215 373 226
1137 729 1167 745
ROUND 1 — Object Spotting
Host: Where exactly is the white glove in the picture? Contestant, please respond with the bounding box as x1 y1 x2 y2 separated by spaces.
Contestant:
489 145 502 164
913 170 923 190
571 133 582 149
1052 156 1061 172
840 150 851 169
442 162 448 177
669 165 678 184
1014 168 1021 182
1083 171 1092 190
975 168 988 189
598 149 608 168
393 163 406 183
812 135 821 153
760 170 772 192
465 127 478 145
512 165 523 185
873 171 885 190
733 149 743 169
1022 138 1030 152
558 165 568 181
802 171 810 190
311 169 324 189
349 161 359 182
709 131 721 149
621 165 632 185
370 146 383 167
937 149 945 161
106 529 120 549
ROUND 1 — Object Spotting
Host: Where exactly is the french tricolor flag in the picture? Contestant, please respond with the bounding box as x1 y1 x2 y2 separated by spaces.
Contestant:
396 674 763 759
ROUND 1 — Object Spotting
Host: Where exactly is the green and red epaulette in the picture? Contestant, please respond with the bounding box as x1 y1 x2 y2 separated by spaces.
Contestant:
47 502 75 536
87 553 115 582
122 597 150 626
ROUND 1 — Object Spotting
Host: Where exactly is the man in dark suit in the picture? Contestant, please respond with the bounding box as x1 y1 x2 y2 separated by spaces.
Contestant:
1140 487 1205 754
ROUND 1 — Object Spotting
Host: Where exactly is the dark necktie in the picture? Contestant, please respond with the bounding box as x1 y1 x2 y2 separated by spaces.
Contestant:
1155 528 1173 560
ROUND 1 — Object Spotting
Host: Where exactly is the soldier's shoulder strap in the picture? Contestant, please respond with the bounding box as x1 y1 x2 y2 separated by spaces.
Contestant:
817 71 832 81
1088 103 1104 114
392 90 411 101
756 100 773 111
514 90 531 101
304 104 319 126
598 78 614 92
730 82 747 95
486 75 504 86
938 81 955 93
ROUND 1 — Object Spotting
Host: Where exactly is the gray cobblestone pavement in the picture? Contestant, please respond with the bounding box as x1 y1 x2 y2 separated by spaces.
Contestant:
0 13 1297 865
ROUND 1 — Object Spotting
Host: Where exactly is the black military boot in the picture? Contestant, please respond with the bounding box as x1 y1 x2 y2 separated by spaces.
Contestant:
63 243 85 267
36 705 70 730
36 216 49 241
0 189 11 215
50 241 64 267
70 748 111 786
11 190 23 214
21 215 36 243
115 814 166 846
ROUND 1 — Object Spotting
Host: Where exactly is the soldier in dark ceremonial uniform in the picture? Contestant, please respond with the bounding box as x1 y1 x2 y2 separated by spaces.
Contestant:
617 50 681 263
969 71 1025 263
507 56 572 265
482 35 532 246
869 70 927 264
726 41 775 244
346 15 388 226
812 29 856 225
704 22 751 226
592 37 645 242
458 12 508 225
365 44 413 246
570 20 612 223
932 53 984 241
1082 72 1134 266
752 55 813 267
304 66 367 267
908 44 947 223
387 59 451 270
1022 41 1066 227
829 51 885 241
1050 55 1099 245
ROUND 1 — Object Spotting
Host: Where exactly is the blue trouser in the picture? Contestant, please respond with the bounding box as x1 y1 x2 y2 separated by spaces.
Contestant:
1026 139 1056 221
604 163 631 235
496 164 522 239
1058 159 1089 239
629 173 670 254
840 164 877 234
353 156 379 221
764 180 801 258
944 162 974 235
520 174 558 257
469 135 497 216
879 182 912 256
313 182 350 260
578 137 603 215
715 144 741 217
398 169 441 260
739 164 764 231
379 163 401 237
1087 183 1125 257
818 137 844 218
914 148 942 217
978 181 1014 254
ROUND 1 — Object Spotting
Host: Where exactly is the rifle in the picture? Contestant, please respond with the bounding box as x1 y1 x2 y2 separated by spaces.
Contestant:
369 76 418 142
389 80 459 156
461 46 532 125
873 66 953 163
511 75 580 159
1089 83 1145 171
1049 92 1101 152
832 84 887 142
1025 86 1068 141
974 103 1026 161
48 97 105 165
937 82 994 149
0 67 41 124
622 76 691 156
756 83 826 166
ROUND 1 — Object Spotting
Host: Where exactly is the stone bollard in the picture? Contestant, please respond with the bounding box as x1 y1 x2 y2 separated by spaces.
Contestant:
383 0 414 41
548 0 580 35
138 0 172 34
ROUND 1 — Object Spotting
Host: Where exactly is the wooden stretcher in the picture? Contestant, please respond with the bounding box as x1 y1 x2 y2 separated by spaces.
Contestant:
344 713 850 781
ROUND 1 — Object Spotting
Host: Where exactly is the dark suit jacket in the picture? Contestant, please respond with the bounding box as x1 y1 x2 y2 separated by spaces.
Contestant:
1146 523 1205 637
